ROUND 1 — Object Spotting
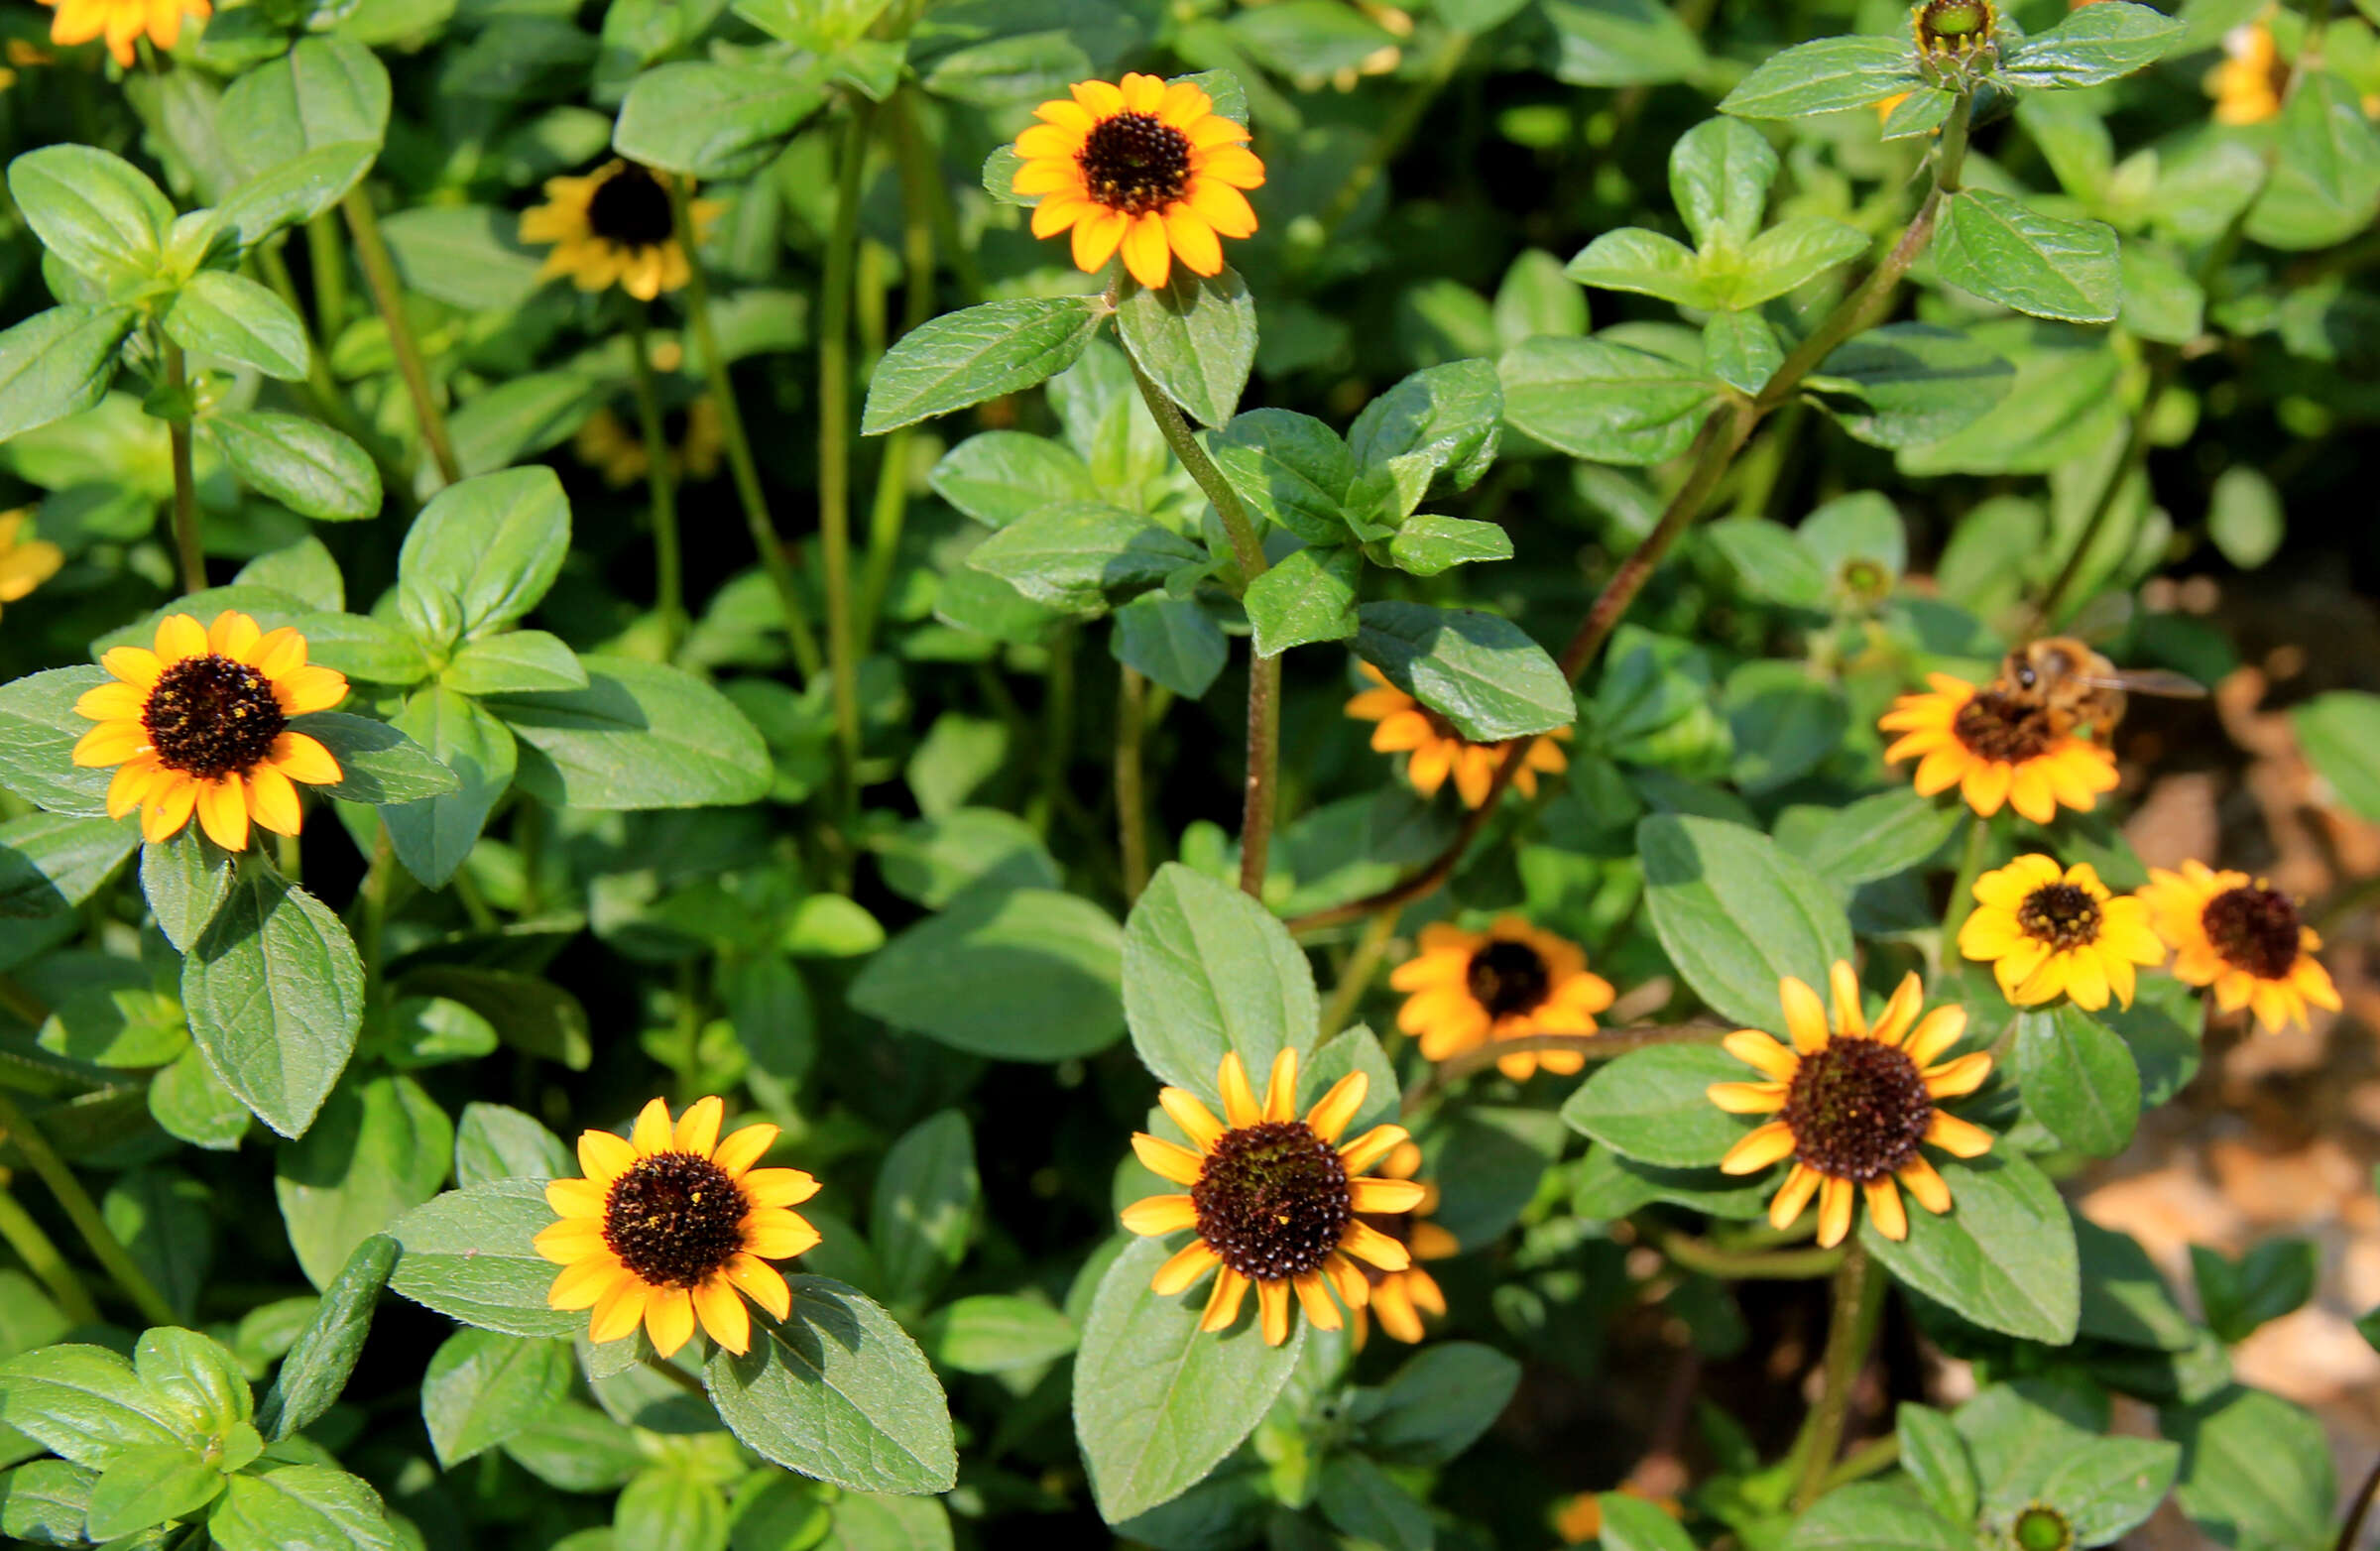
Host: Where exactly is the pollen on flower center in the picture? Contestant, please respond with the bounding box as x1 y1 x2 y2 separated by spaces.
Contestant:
1468 940 1552 1019
602 1150 749 1287
2016 883 2102 949
1078 111 1193 216
586 165 675 248
143 654 287 778
1190 1120 1353 1280
2202 885 2302 980
1781 1036 1932 1183
1952 691 2056 764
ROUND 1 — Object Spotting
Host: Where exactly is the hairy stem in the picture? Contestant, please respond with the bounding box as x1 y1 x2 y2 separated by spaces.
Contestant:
0 1185 101 1325
163 342 205 594
0 1088 179 1328
1116 664 1151 904
626 303 685 656
1793 1241 1885 1510
1942 810 1992 948
819 106 876 813
342 187 461 488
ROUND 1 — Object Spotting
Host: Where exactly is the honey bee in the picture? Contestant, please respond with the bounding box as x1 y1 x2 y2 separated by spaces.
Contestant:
1989 637 2206 744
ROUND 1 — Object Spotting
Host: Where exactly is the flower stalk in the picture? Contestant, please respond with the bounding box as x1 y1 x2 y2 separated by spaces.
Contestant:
0 1087 179 1328
818 105 877 814
342 188 463 489
856 90 940 658
161 341 205 594
1792 1239 1885 1510
625 303 685 655
1116 664 1151 903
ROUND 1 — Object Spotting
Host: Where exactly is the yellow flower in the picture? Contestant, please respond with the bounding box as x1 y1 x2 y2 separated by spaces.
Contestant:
71 611 347 851
1012 72 1265 291
1346 663 1571 809
1710 964 1995 1249
521 161 721 302
1879 672 2119 826
2208 20 2287 125
2138 862 2340 1033
0 510 63 625
1348 1139 1458 1349
39 0 206 66
537 1095 821 1359
1957 854 2165 1010
1389 916 1616 1079
574 398 725 489
1121 1049 1423 1347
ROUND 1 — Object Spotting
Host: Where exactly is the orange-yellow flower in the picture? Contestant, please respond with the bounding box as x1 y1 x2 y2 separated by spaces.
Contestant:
0 510 63 625
521 161 721 302
1390 916 1615 1079
39 0 206 66
1879 673 2118 825
2139 862 2340 1033
1957 854 2164 1010
2208 20 2287 125
1346 663 1570 809
1348 1139 1458 1349
1012 73 1264 290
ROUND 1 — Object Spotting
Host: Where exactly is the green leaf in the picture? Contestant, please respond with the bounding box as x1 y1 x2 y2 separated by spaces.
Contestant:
1721 216 1872 308
0 306 137 442
1122 863 1318 1102
1210 410 1359 546
1566 227 1712 308
1999 2 2183 89
2206 466 2283 571
182 867 366 1139
122 1330 248 1441
1720 35 1923 119
0 666 116 818
1596 1491 1697 1551
256 1234 398 1441
2193 1239 2319 1346
929 432 1099 529
399 467 570 638
1956 1383 2179 1545
2248 72 2380 251
440 632 586 696
2292 691 2380 823
298 711 461 805
453 1102 572 1185
849 889 1124 1061
2014 1007 2140 1157
612 61 829 178
615 1470 728 1551
1347 359 1503 513
1636 814 1854 1030
206 412 379 521
1387 514 1512 578
1245 545 1361 655
1559 1042 1761 1167
492 656 772 810
1355 600 1572 743
212 143 377 254
872 1111 980 1309
498 1400 642 1493
1317 1454 1431 1551
1704 310 1782 396
165 271 310 381
0 811 135 919
0 1345 186 1467
1499 335 1721 465
914 1296 1078 1374
0 1458 98 1545
1807 323 2016 451
1541 0 1707 86
82 1443 222 1540
275 1073 453 1289
1725 660 1847 794
702 1277 957 1494
1783 788 1963 890
1896 1402 1979 1527
398 967 590 1071
2164 1386 2334 1551
862 298 1112 436
1224 0 1394 74
209 1466 398 1551
1706 518 1828 610
150 1043 252 1151
873 808 1058 910
1861 1152 2080 1344
7 145 173 289
421 1329 571 1468
1934 190 2121 324
963 503 1203 618
1118 266 1257 429
1111 596 1230 699
373 205 544 312
1671 117 1778 250
103 1170 213 1321
1358 1342 1521 1466
1783 1480 1970 1551
384 687 517 890
2075 1216 2197 1351
387 1178 586 1340
216 38 392 178
1073 1236 1304 1523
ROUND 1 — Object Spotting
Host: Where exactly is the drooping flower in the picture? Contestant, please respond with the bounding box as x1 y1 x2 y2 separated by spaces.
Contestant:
575 398 724 489
1389 917 1616 1079
0 510 63 625
1121 1050 1423 1346
1957 854 2165 1010
1346 663 1571 809
1710 965 1995 1248
71 611 347 850
521 161 721 302
2207 19 2287 125
1348 1138 1459 1349
1879 673 2119 825
1012 72 1265 290
2138 862 2340 1033
537 1096 821 1358
38 0 206 67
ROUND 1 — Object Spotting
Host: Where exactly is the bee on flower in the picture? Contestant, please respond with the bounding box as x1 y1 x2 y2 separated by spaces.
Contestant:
1958 855 2165 1010
1878 673 2119 826
2139 862 2340 1033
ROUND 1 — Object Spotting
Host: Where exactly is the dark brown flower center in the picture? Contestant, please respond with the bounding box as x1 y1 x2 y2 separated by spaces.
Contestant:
1468 940 1552 1019
1782 1036 1932 1183
143 654 286 778
1078 112 1192 217
1190 1121 1352 1281
2202 885 2301 981
2016 884 2102 950
602 1150 749 1288
587 164 674 249
1952 690 2057 765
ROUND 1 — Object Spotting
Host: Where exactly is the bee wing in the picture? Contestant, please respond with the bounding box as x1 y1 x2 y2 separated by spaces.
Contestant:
2075 668 2208 698
2061 591 2134 646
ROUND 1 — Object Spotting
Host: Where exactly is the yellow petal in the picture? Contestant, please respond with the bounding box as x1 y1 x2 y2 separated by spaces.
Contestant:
1120 211 1172 289
1923 1051 1992 1099
1260 1047 1298 1124
673 1095 724 1156
545 1176 607 1219
272 664 348 716
1724 1029 1801 1083
1152 1238 1220 1296
1340 1220 1410 1272
1817 1176 1855 1248
1157 1088 1226 1150
72 720 149 768
579 1130 636 1184
588 1279 649 1344
154 613 207 661
1132 1133 1206 1186
195 776 250 852
245 763 302 837
738 1167 817 1208
725 1253 791 1321
1349 1178 1426 1214
74 681 146 720
1768 1162 1822 1232
1865 1178 1908 1241
1708 1081 1788 1114
1218 1052 1260 1129
629 1097 674 1155
692 1276 751 1355
100 647 163 687
742 1210 822 1260
643 1286 695 1358
1338 1124 1407 1176
141 776 197 843
1898 1157 1952 1214
1720 1121 1798 1175
1924 1111 1994 1158
1200 1267 1250 1332
1780 976 1830 1053
1902 1006 1968 1068
1870 972 1924 1046
1257 1278 1291 1347
1292 1272 1341 1333
208 610 260 659
1121 1194 1198 1236
1303 1073 1368 1143
1828 961 1866 1037
268 731 340 786
535 1219 608 1266
546 1254 625 1309
711 1122 779 1178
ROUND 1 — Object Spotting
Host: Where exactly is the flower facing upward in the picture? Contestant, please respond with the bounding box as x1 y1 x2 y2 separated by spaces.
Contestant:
2208 20 2287 125
1346 663 1571 809
72 612 347 850
538 1096 821 1358
1348 1139 1459 1349
521 161 721 302
1879 673 2119 825
1390 917 1616 1080
2139 862 2341 1032
1121 1050 1424 1346
39 0 207 66
1012 73 1265 290
0 511 63 625
1958 855 2165 1010
1710 965 1994 1248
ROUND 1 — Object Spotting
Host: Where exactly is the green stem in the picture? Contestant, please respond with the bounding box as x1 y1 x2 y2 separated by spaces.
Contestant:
673 960 703 1105
1793 1241 1884 1510
304 212 348 341
0 1184 102 1325
1127 355 1265 585
342 187 461 488
1035 627 1077 840
818 107 875 819
0 1089 178 1327
626 303 685 656
1821 1434 1903 1494
1313 27 1472 246
1116 664 1151 904
254 242 406 501
668 178 824 683
1318 907 1399 1039
856 91 941 658
2033 350 2176 630
358 822 395 1011
1943 811 1991 948
1650 1225 1845 1281
163 342 204 594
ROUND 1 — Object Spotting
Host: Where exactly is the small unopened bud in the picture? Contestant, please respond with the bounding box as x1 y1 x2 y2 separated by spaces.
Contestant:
2012 1504 2075 1551
1914 0 1998 62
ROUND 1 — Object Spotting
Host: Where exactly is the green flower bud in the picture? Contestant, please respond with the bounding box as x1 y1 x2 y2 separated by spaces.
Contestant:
2012 1504 2075 1551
